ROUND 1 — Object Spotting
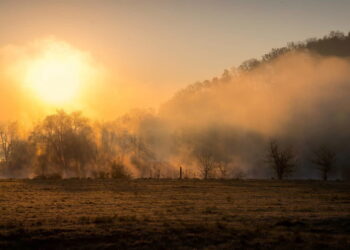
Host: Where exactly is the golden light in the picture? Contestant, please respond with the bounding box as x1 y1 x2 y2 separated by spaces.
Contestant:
23 40 90 105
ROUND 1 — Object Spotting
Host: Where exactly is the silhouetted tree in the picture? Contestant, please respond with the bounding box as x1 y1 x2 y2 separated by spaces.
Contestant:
0 122 35 177
0 122 18 171
312 146 336 181
31 110 96 177
267 140 295 180
216 161 228 179
195 148 216 179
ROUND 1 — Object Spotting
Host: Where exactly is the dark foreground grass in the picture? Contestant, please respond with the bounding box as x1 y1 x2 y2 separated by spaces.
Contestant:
0 179 349 249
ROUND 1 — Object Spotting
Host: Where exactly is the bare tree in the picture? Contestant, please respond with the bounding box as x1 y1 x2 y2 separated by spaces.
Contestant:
267 140 295 180
195 148 216 179
0 122 35 177
216 161 228 179
312 146 336 181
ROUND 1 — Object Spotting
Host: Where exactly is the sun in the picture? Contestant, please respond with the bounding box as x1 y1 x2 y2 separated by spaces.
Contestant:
24 40 90 105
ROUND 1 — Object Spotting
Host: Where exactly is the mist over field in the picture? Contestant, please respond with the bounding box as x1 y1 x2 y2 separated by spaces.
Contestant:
0 33 350 180
158 51 350 179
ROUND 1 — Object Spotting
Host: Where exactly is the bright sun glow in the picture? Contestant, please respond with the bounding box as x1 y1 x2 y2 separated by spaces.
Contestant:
24 40 90 105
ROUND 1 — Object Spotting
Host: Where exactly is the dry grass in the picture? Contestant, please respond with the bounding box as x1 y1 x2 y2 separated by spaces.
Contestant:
0 179 349 249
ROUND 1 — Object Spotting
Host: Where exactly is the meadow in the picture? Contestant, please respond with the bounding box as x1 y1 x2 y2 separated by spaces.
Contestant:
0 179 349 249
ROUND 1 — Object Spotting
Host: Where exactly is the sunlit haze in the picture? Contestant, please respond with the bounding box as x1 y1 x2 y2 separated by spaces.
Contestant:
1 0 349 114
1 1 350 248
23 40 87 105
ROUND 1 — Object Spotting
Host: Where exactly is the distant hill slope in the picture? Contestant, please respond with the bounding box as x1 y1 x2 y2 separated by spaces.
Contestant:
160 30 350 135
239 31 350 71
165 31 350 99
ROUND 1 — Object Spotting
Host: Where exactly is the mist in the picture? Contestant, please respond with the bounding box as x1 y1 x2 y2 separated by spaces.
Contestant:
1 40 350 179
156 51 350 179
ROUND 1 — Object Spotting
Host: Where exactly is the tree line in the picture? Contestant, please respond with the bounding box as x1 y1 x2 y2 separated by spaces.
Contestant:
0 110 133 179
239 30 350 72
0 110 338 180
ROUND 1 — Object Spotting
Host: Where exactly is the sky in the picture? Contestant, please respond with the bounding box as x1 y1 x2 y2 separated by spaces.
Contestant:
0 0 349 108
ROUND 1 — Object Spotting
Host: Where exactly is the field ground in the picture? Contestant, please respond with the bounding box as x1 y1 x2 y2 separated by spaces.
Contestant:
0 179 349 249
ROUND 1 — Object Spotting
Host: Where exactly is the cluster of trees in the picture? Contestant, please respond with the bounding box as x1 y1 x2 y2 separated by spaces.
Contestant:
31 111 96 178
266 141 336 181
193 152 245 180
0 110 152 179
0 110 339 180
191 139 337 181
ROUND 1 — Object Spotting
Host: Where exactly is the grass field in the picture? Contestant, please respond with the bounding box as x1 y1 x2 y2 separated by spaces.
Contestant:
0 179 349 249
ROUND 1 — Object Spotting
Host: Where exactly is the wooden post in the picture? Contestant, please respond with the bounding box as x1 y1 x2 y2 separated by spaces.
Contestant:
179 166 182 180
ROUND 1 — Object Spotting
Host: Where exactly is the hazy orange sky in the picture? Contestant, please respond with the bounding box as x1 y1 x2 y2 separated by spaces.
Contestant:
1 0 349 109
